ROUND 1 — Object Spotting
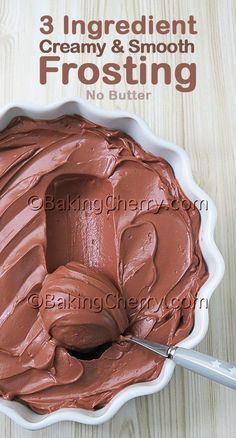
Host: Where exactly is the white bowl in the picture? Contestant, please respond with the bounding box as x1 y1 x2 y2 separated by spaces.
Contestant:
0 98 224 429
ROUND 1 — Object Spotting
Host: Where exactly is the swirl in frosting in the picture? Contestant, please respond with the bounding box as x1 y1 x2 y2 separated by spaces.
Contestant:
0 115 208 413
39 262 128 350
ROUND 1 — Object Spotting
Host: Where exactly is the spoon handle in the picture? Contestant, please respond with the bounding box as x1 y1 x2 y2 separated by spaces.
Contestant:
171 347 236 389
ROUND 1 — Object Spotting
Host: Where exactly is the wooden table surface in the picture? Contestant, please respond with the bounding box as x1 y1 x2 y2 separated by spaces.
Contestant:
0 0 236 436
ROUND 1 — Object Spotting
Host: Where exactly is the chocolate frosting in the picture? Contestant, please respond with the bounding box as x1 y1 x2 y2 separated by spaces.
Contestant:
39 262 128 350
0 115 208 413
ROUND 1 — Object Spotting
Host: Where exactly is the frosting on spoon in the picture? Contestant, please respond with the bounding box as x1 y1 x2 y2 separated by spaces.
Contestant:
0 115 208 413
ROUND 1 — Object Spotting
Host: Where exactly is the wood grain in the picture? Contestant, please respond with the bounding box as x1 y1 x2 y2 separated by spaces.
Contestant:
0 0 236 437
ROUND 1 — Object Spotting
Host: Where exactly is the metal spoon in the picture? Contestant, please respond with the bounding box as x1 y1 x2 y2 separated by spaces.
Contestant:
128 336 236 389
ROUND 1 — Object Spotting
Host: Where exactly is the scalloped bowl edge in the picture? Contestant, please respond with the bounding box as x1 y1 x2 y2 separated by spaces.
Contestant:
0 98 225 429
